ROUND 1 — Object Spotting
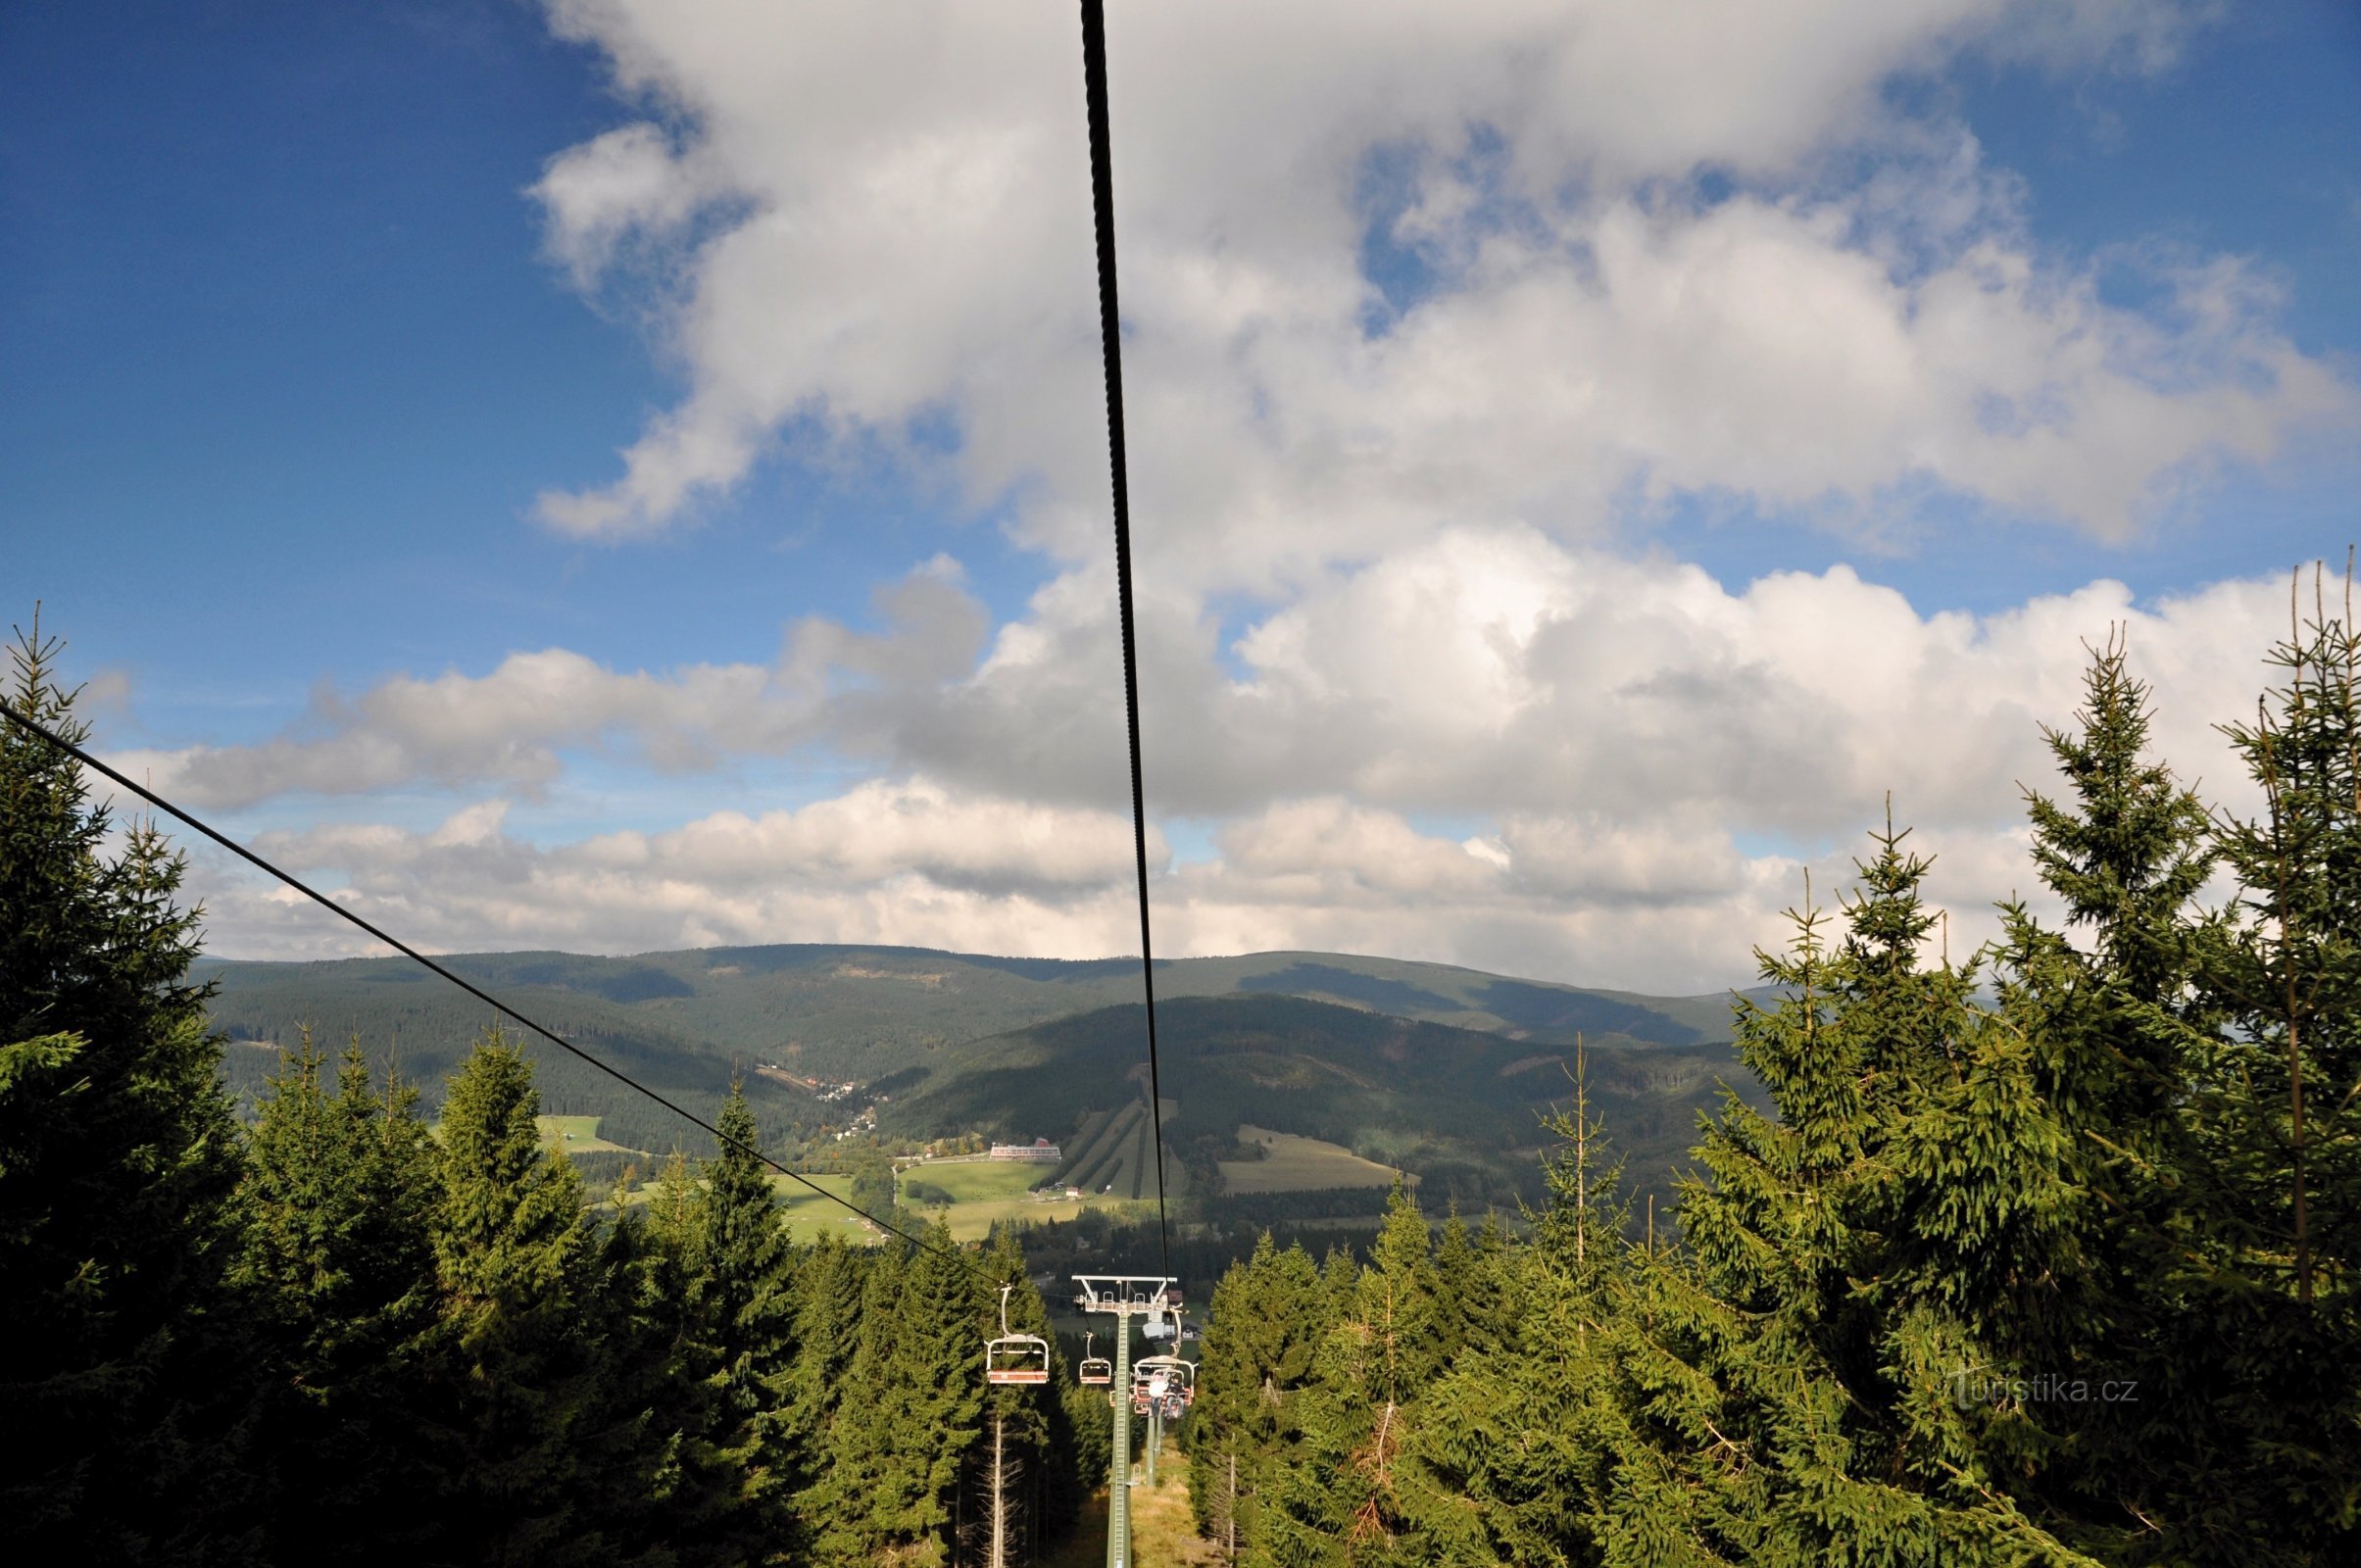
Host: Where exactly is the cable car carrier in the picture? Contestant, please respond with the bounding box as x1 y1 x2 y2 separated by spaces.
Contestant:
1079 1331 1113 1387
984 1283 1051 1386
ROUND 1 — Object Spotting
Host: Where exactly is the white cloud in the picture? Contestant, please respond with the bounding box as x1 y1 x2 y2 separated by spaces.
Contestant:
531 122 717 290
522 0 2340 565
110 564 987 810
833 527 2290 838
164 545 2311 991
574 777 1164 897
121 536 2294 847
183 780 2051 995
200 781 1165 968
109 2 2351 995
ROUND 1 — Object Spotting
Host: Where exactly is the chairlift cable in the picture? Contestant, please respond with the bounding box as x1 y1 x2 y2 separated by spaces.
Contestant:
0 703 993 1277
1079 0 1172 1278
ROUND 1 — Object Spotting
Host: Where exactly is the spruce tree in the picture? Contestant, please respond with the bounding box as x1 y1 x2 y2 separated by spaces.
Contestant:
413 1027 613 1567
0 615 260 1561
1394 1051 1633 1567
803 1225 991 1567
1190 1234 1331 1556
1430 1212 1478 1362
963 1234 1070 1567
805 1243 911 1565
690 1085 804 1558
237 1030 440 1561
883 1220 991 1562
1992 634 2230 1559
1594 833 2090 1566
2175 582 2361 1564
1261 1186 1444 1566
780 1229 863 1504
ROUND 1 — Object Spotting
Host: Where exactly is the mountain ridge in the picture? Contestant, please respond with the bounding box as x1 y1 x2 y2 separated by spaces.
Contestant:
198 941 1771 1202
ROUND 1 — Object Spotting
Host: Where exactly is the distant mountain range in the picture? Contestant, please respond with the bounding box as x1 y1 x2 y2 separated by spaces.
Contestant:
199 943 1771 1209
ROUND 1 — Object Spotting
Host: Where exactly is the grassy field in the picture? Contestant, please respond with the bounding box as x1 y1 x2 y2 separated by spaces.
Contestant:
534 1114 644 1154
769 1172 878 1244
1217 1124 1410 1193
610 1167 880 1246
895 1155 1145 1242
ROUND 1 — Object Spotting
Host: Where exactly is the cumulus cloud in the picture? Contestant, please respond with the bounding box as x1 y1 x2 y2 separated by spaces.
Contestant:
822 528 2292 838
110 563 988 810
532 122 718 290
115 2 2351 992
523 0 2341 564
121 536 2294 841
181 773 2057 996
161 544 2314 989
199 780 1164 967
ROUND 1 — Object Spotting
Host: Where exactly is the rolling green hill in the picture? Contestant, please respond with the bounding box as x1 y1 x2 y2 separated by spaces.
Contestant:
202 943 1751 1073
873 992 1762 1211
198 943 1766 1198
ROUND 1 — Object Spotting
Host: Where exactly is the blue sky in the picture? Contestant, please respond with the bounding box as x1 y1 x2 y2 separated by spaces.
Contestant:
4 1 2356 988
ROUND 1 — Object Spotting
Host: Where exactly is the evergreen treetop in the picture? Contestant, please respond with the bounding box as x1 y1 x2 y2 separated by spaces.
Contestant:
0 614 258 1560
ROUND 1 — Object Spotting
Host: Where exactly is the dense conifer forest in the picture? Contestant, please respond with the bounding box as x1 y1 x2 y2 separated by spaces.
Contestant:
5 592 2358 1566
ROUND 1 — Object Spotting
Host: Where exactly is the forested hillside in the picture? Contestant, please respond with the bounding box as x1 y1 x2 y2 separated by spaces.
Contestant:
876 992 1759 1211
199 935 1767 1204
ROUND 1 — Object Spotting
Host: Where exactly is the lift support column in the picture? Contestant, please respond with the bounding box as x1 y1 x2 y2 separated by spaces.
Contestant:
1109 1307 1132 1568
1073 1276 1175 1568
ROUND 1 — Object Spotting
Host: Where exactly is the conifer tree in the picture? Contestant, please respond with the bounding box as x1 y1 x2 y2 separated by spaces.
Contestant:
413 1027 617 1566
691 1084 804 1557
807 1242 915 1565
0 615 261 1561
964 1234 1071 1566
1992 634 2232 1559
2174 582 2361 1564
1394 1051 1634 1567
780 1229 864 1498
1190 1235 1331 1555
1261 1186 1443 1565
888 1220 992 1560
1593 832 2089 1566
237 1030 440 1560
1430 1212 1478 1362
804 1224 991 1567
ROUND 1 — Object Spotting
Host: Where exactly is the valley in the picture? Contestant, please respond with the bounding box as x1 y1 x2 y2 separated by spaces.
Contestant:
201 941 1772 1225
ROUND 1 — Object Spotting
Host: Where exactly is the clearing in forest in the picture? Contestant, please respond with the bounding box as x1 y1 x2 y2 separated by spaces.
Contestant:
896 1155 1148 1241
1129 1429 1221 1566
1217 1125 1408 1193
535 1114 642 1154
766 1172 875 1244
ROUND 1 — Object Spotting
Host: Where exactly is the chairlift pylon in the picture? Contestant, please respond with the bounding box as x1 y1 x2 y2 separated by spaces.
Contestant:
984 1283 1051 1387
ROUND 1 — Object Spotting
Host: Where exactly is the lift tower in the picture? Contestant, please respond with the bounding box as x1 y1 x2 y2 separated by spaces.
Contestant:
1072 1275 1177 1568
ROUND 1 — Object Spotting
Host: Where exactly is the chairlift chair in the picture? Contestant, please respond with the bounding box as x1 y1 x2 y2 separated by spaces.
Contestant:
1130 1359 1166 1415
1134 1349 1191 1413
984 1284 1051 1387
1137 1353 1191 1389
1078 1331 1112 1387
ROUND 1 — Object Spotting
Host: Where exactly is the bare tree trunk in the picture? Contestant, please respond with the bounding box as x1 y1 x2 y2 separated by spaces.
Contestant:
990 1412 1009 1568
